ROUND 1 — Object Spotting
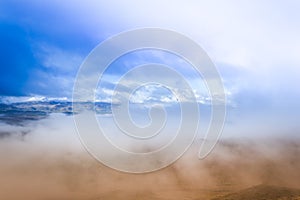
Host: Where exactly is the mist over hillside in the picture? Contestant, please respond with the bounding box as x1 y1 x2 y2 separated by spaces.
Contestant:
0 114 300 199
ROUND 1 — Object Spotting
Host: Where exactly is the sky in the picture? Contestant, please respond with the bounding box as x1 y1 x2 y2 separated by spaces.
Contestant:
0 0 300 136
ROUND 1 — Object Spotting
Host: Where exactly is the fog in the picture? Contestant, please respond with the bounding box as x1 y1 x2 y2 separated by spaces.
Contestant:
0 114 300 199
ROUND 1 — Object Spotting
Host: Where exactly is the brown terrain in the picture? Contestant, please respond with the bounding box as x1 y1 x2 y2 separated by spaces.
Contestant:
0 122 300 200
213 185 300 200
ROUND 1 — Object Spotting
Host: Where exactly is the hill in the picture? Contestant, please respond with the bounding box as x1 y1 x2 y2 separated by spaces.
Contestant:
212 184 300 200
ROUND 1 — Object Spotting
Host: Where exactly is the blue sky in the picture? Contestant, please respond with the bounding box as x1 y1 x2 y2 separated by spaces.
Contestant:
1 0 300 136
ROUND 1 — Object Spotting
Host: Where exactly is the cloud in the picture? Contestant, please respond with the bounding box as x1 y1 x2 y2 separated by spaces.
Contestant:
0 0 103 96
1 0 300 126
1 114 300 199
129 84 177 104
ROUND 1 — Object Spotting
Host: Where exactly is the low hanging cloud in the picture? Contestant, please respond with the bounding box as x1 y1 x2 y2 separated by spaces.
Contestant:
0 114 300 199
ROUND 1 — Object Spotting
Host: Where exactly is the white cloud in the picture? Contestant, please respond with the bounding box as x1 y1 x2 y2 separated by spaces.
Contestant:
129 84 177 104
34 43 84 73
65 0 299 108
22 0 300 72
18 0 300 109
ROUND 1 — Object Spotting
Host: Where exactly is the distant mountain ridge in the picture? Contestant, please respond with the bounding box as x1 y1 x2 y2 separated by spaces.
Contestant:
0 100 113 125
0 95 70 104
